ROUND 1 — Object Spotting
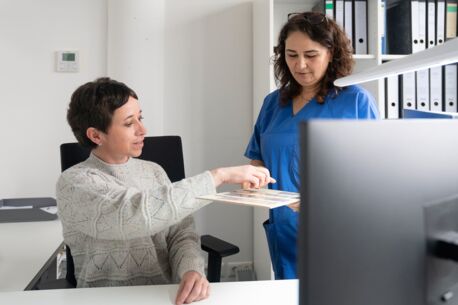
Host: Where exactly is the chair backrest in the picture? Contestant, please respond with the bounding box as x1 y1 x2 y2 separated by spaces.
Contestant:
59 136 186 286
60 136 186 182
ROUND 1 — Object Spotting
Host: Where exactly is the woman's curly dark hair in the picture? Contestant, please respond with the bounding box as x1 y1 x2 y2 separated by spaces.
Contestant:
273 11 354 105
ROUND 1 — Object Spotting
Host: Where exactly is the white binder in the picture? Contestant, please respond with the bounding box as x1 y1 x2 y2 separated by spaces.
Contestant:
428 0 442 112
401 72 416 111
354 0 368 54
414 0 427 110
411 0 421 53
344 0 353 48
444 2 457 112
386 75 400 119
410 0 430 112
325 0 334 19
430 66 443 111
437 0 446 45
417 0 427 51
444 64 457 112
335 0 344 28
427 0 436 48
444 1 457 112
416 69 430 110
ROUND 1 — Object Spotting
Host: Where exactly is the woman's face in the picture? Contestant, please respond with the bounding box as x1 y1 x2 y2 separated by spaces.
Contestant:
94 96 147 164
284 31 331 90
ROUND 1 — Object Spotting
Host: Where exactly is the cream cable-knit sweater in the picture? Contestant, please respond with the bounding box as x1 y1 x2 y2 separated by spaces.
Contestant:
56 153 216 288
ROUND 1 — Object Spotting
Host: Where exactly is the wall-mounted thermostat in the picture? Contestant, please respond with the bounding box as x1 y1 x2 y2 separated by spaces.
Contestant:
55 51 79 72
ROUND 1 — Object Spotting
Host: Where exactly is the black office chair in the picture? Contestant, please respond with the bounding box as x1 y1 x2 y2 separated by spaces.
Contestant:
37 136 238 289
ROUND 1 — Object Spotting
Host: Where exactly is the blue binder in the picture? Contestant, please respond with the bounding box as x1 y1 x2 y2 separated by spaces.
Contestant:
403 108 458 118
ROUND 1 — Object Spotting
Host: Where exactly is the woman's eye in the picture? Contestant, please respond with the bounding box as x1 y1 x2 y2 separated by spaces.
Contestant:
287 54 297 58
139 115 144 121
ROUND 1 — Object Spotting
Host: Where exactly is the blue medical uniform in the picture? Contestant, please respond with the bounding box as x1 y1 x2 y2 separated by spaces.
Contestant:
244 85 379 279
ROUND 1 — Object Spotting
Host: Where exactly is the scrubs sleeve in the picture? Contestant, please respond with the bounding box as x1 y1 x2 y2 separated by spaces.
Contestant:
244 92 277 161
356 88 380 119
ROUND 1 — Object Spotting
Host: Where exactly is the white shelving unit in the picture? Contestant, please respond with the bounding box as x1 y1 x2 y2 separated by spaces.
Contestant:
252 0 386 280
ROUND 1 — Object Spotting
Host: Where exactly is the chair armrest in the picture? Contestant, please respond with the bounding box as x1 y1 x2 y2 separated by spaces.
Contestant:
201 234 239 257
200 234 239 282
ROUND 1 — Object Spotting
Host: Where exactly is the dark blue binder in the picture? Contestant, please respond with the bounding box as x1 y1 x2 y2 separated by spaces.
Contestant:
386 0 414 54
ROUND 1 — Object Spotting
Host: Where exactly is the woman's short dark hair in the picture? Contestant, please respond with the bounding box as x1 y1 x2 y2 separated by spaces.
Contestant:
273 11 354 105
67 77 138 148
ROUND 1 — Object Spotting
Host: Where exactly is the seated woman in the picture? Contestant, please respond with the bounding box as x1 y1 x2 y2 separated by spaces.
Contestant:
56 77 274 305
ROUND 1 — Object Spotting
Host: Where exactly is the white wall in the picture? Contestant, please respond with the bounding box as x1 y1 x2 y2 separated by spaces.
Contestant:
0 0 107 198
107 0 165 136
162 0 255 263
0 0 255 264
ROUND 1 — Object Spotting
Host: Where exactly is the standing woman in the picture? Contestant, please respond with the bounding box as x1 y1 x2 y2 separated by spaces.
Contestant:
244 11 379 279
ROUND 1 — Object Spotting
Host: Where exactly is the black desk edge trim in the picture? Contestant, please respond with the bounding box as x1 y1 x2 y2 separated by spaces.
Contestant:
24 241 64 290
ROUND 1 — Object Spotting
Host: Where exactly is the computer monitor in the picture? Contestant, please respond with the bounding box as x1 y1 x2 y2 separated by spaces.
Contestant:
298 119 458 305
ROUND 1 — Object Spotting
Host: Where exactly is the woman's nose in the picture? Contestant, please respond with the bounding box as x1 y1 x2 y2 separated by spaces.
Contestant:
137 121 147 135
298 56 308 69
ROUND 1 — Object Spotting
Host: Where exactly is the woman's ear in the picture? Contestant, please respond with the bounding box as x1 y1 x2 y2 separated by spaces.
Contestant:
328 50 333 63
86 127 104 146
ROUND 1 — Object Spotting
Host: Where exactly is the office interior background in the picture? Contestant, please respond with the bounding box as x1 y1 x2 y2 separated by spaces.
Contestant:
4 0 455 284
0 0 259 272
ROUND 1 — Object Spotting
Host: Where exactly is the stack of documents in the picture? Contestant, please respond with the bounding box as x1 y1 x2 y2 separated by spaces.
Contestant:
197 189 299 209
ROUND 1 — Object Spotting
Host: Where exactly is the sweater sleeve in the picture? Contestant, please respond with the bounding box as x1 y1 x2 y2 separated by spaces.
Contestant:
166 215 205 281
56 167 216 240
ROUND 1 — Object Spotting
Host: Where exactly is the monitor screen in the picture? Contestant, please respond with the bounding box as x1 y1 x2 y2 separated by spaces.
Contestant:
298 119 458 305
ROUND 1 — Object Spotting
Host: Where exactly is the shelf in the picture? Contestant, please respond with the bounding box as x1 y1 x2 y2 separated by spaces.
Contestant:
354 54 376 60
381 54 408 61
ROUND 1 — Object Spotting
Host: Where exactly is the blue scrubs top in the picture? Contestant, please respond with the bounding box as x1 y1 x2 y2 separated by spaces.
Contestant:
245 85 379 279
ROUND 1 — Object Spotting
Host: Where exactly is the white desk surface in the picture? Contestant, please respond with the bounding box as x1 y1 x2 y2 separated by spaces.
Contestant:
0 279 298 305
0 220 62 292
